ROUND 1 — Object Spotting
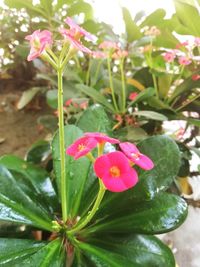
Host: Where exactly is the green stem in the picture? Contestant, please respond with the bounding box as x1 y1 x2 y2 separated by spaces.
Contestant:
57 68 67 222
175 94 200 112
41 52 58 70
152 74 159 98
67 181 106 235
91 59 102 86
107 57 119 113
120 58 126 113
86 57 92 86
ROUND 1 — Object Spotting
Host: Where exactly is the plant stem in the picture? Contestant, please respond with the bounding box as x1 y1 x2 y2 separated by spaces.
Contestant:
175 94 200 112
107 57 119 113
92 59 102 86
86 57 92 86
152 74 159 98
67 181 106 235
57 68 67 223
120 58 126 113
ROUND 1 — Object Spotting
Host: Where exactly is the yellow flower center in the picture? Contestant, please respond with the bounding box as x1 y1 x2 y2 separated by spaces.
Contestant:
78 144 86 151
110 166 120 177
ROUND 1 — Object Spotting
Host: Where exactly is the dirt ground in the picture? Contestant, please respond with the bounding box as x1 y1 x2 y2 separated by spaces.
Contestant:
0 83 52 157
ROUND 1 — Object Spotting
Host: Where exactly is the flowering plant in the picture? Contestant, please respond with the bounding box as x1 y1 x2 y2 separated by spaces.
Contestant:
0 17 188 266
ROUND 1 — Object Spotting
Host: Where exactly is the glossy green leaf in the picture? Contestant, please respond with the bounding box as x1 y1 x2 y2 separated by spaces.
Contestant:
0 238 45 265
78 234 175 267
133 110 168 121
76 84 115 112
122 7 142 42
77 105 112 134
86 193 187 235
25 140 51 164
0 238 65 267
0 155 58 212
52 125 91 217
0 166 54 230
97 135 181 215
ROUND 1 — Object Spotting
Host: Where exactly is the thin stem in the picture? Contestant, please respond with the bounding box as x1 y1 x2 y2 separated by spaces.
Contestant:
175 94 200 112
86 57 92 86
107 57 119 113
41 52 58 70
120 58 126 113
91 59 102 86
46 48 58 64
152 74 159 98
67 181 106 235
57 68 67 222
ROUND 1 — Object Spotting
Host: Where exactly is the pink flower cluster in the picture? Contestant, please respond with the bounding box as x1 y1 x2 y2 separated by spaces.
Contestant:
66 132 154 192
25 17 95 61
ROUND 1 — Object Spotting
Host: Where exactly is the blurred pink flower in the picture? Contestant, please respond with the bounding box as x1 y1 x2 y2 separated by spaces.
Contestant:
163 51 176 63
25 30 52 61
144 26 161 36
66 136 97 159
79 101 88 110
178 56 192 65
92 51 106 59
65 99 73 107
176 41 189 49
194 37 200 46
84 132 120 144
112 49 128 59
60 17 96 54
192 74 200 81
119 142 154 170
94 151 138 192
128 92 138 101
99 41 119 50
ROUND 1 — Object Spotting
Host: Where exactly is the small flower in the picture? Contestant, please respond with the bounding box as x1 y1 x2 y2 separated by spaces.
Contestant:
192 74 200 81
119 142 154 170
128 92 138 101
178 56 192 65
79 101 88 110
84 132 120 144
66 136 97 159
65 99 73 107
163 51 176 63
144 26 161 36
25 30 52 61
60 17 96 54
94 151 138 192
112 49 128 59
99 41 119 50
92 51 106 59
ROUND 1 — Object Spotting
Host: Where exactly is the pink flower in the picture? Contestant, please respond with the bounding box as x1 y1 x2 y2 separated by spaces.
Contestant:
84 132 120 144
112 49 128 59
65 99 73 107
119 142 154 170
79 101 88 110
66 136 97 159
163 51 176 63
178 56 192 65
99 41 119 50
194 37 200 46
60 17 96 54
64 17 95 41
94 151 138 192
25 30 52 61
192 74 200 81
128 92 138 101
60 29 92 54
92 51 106 59
176 41 189 49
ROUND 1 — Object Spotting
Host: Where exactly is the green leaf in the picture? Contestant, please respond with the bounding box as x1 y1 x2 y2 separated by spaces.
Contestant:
187 118 200 127
133 110 168 121
154 29 180 48
0 155 58 213
25 140 51 164
174 0 200 36
122 7 142 42
78 234 175 267
17 87 45 110
0 238 65 267
52 125 91 217
86 193 187 235
76 84 115 112
67 2 93 20
97 135 181 215
128 87 155 107
0 238 46 265
0 166 54 230
141 9 166 27
77 105 112 134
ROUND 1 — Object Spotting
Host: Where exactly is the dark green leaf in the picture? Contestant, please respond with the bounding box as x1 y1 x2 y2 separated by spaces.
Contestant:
77 105 112 134
78 234 175 267
76 84 115 112
128 87 155 107
25 140 51 164
86 193 187 235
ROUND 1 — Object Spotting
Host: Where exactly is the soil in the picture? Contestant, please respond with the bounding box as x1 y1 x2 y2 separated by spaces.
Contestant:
0 81 53 158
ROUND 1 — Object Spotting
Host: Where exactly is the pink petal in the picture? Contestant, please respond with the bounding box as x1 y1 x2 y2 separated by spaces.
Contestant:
132 153 154 170
94 154 110 178
107 151 130 173
84 132 120 144
119 142 139 155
